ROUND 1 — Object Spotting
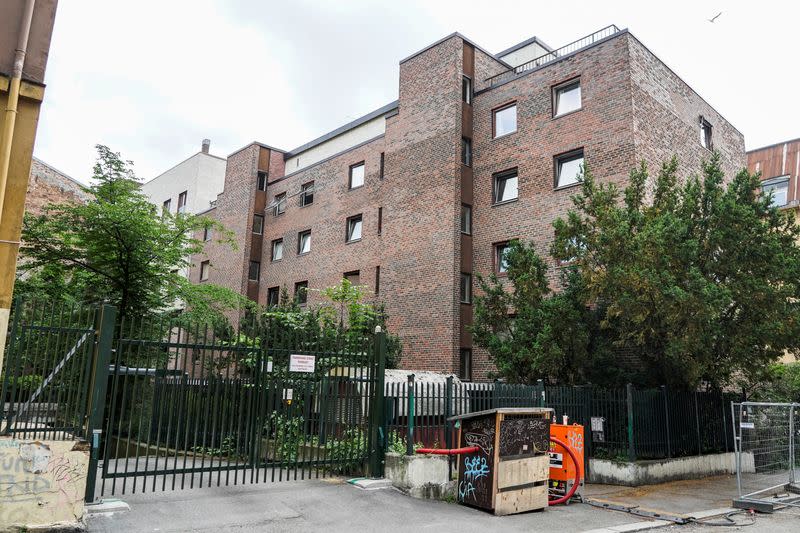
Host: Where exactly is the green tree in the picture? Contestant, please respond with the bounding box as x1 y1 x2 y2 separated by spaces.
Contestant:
17 145 245 321
552 154 800 388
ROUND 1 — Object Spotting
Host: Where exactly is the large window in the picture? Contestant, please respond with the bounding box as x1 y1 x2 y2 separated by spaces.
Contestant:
555 150 584 188
248 260 260 282
199 260 210 281
763 176 790 207
459 348 472 382
553 79 581 116
462 75 472 104
274 192 286 215
460 204 472 234
495 242 511 274
271 238 283 261
460 273 472 304
294 281 308 305
493 103 517 138
493 169 518 204
252 214 264 235
298 230 311 254
700 116 713 150
461 137 472 167
300 181 314 206
346 214 363 242
267 286 280 307
349 162 365 189
177 191 188 213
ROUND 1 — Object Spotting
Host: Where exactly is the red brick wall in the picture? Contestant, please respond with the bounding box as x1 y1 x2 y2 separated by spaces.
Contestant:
25 158 90 215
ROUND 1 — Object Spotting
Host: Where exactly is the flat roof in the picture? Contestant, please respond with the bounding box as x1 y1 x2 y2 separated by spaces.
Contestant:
747 137 800 154
495 35 554 58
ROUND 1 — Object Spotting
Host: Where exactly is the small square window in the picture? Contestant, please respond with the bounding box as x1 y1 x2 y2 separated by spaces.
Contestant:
298 230 311 254
271 238 283 261
700 116 713 150
461 137 472 166
300 181 314 206
462 76 472 104
460 273 472 304
203 226 212 242
257 171 267 191
199 260 210 281
294 281 308 305
347 214 363 242
493 103 517 138
273 192 286 216
762 176 790 207
344 270 360 286
553 80 582 116
177 191 188 213
267 286 280 307
162 199 171 214
252 214 264 235
248 260 260 282
555 150 584 188
459 348 472 381
495 243 511 274
349 162 365 189
460 204 472 234
493 170 518 203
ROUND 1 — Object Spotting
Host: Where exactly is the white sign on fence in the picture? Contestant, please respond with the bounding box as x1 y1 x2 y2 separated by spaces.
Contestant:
289 354 316 373
591 417 604 432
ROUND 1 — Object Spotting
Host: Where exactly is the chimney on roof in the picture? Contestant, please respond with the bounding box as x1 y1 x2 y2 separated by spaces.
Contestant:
201 139 211 154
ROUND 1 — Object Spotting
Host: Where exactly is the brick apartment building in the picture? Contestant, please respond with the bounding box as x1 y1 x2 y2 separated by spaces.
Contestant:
191 25 745 381
748 138 800 213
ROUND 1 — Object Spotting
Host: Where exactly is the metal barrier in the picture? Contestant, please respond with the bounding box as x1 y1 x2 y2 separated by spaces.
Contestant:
732 402 800 512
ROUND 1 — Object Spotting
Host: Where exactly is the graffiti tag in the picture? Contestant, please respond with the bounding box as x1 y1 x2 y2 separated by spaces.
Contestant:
458 480 476 501
463 455 490 482
464 432 493 455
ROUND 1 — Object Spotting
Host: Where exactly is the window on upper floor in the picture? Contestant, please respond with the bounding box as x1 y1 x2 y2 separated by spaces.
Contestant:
380 152 385 179
300 181 314 206
460 273 472 304
248 260 260 282
700 116 713 150
462 137 472 167
273 192 286 216
347 214 363 243
555 150 584 188
267 286 280 307
203 226 212 242
461 204 472 235
349 162 365 189
493 103 517 138
374 265 380 295
271 238 283 261
553 79 582 117
762 176 790 207
377 207 383 235
298 230 311 254
162 198 171 215
493 169 518 204
462 75 472 104
294 281 308 305
257 171 267 191
177 191 188 213
252 214 264 235
495 242 511 274
199 260 210 281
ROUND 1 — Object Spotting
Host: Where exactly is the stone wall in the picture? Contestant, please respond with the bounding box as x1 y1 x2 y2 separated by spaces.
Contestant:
25 157 90 215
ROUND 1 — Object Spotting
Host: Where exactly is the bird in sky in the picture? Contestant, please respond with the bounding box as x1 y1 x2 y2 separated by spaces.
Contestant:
708 12 722 23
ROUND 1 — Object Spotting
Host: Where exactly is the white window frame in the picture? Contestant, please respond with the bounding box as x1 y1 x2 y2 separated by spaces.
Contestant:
493 103 517 138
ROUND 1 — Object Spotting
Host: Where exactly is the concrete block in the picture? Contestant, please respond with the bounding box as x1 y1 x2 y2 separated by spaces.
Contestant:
384 452 452 499
588 452 754 486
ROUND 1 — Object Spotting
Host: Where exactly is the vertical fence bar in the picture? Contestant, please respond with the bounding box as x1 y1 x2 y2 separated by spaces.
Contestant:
694 391 701 456
661 385 671 459
406 374 415 456
626 383 635 462
368 326 386 477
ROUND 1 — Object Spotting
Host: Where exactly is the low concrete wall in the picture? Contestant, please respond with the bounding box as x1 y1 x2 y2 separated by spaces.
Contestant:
0 436 89 531
384 452 453 499
588 452 755 486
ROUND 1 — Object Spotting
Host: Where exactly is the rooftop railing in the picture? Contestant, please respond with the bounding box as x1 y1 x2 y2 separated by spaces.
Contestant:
486 25 621 88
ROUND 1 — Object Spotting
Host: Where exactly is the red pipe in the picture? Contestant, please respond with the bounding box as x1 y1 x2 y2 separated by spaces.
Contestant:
415 446 480 455
548 436 581 506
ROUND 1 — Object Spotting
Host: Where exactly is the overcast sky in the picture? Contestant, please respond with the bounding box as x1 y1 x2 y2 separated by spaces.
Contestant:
34 0 798 184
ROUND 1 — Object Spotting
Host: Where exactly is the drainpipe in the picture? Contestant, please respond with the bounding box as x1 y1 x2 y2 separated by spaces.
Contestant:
0 0 36 218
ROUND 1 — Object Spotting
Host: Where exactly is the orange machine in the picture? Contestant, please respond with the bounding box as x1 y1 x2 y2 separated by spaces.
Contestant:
549 423 585 500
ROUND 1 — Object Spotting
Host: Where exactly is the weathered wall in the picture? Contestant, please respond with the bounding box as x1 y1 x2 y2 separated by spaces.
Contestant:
588 452 753 486
0 437 89 531
0 0 58 84
25 157 90 216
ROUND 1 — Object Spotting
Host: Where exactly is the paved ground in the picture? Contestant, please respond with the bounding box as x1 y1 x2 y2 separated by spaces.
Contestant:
87 475 799 532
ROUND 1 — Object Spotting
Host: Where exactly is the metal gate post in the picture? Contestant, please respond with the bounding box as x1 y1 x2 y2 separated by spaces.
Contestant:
790 404 796 484
406 374 415 456
368 326 387 477
84 304 117 503
626 383 635 462
662 386 671 458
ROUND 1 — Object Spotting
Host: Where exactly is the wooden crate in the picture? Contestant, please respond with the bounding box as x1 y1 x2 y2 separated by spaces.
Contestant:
450 408 552 515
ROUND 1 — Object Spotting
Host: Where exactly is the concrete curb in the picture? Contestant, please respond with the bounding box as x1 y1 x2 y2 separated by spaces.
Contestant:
347 477 393 490
85 498 131 516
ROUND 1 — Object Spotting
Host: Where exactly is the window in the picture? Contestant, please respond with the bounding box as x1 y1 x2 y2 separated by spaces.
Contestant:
495 242 511 274
461 137 472 166
460 273 472 304
294 281 308 305
349 162 365 189
162 199 171 214
298 230 311 254
177 191 188 213
763 176 790 207
248 260 260 282
462 75 472 104
252 214 264 235
344 270 360 286
377 207 383 235
346 214 363 242
300 181 314 206
257 171 267 191
700 116 713 150
493 169 518 203
460 204 472 234
459 348 472 381
203 226 212 242
273 192 286 215
553 79 582 116
375 265 380 295
493 103 517 138
555 150 584 188
271 238 283 261
380 152 385 179
199 260 210 281
267 286 280 307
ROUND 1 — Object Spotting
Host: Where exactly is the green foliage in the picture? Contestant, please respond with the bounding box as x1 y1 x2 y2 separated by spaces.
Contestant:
319 427 367 474
387 430 423 455
750 362 800 402
17 145 242 324
266 412 305 462
191 434 242 459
